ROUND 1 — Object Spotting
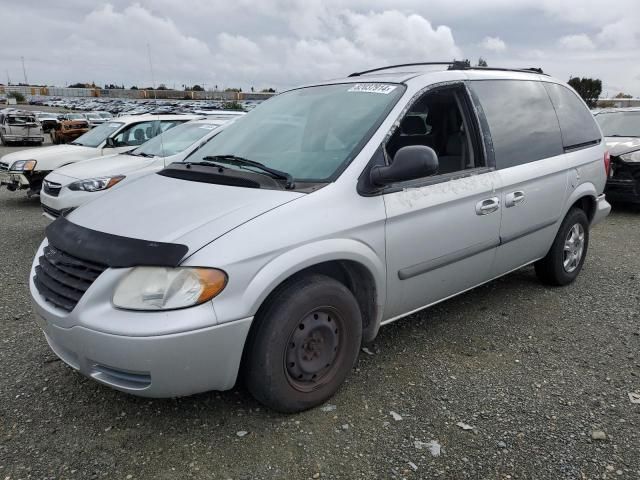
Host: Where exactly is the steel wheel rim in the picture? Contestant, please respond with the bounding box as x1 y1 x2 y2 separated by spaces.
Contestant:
563 223 585 273
284 307 343 393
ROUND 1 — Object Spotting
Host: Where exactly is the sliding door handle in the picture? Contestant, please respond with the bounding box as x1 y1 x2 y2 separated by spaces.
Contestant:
505 191 525 208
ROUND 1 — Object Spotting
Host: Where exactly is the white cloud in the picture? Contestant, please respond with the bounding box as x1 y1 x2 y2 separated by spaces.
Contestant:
1 1 640 96
481 36 506 52
558 34 595 50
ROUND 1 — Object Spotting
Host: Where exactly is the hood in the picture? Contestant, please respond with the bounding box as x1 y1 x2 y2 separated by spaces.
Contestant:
0 144 98 168
604 137 640 157
53 153 154 181
66 172 305 252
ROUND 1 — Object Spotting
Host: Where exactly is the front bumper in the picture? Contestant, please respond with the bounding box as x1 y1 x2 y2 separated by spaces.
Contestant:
591 194 611 226
0 170 30 189
41 185 102 216
36 314 252 397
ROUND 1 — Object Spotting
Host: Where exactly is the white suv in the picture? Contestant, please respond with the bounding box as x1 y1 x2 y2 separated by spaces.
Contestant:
0 114 199 196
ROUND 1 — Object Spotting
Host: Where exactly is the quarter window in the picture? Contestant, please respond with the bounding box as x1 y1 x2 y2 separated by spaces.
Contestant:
470 80 564 169
544 83 601 149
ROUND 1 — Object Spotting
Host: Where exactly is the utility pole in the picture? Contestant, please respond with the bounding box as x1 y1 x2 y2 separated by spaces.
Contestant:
6 69 10 85
21 56 28 85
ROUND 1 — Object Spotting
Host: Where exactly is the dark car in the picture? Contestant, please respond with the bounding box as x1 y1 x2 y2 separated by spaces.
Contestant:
594 108 640 204
35 112 60 133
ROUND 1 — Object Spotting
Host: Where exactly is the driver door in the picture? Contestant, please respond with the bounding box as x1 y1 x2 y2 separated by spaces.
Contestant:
382 84 502 320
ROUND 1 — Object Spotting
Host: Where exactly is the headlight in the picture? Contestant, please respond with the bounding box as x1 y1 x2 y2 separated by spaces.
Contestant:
10 160 37 171
620 150 640 163
68 175 125 192
112 267 227 311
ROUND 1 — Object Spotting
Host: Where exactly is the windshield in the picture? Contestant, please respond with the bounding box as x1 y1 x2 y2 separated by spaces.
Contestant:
72 121 123 147
133 122 220 157
67 113 85 120
595 111 640 137
85 113 101 119
187 83 405 182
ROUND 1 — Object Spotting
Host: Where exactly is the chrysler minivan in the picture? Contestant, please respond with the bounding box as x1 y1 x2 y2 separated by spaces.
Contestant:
30 64 611 412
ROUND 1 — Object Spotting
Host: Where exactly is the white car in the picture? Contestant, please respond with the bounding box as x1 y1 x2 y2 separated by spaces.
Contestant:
40 117 240 219
0 114 198 196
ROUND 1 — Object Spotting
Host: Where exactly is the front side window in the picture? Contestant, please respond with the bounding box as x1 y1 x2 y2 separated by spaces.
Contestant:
187 83 405 182
470 80 563 169
544 82 601 149
595 111 640 138
72 122 123 147
385 85 482 176
113 121 157 147
132 122 220 157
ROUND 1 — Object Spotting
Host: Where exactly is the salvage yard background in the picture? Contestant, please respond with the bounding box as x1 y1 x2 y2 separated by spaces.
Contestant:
0 137 639 478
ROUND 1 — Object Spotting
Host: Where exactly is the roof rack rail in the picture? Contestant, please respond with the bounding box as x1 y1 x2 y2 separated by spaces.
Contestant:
448 64 547 75
348 61 547 77
348 62 455 77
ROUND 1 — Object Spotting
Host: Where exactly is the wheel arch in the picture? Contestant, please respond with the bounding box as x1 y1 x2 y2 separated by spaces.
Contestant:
241 239 386 344
564 182 597 223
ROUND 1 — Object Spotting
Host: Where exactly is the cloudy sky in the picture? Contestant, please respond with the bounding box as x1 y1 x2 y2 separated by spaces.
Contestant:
1 0 639 96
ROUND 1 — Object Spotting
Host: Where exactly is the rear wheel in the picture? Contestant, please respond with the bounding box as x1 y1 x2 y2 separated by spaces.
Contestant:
245 274 362 412
535 208 589 286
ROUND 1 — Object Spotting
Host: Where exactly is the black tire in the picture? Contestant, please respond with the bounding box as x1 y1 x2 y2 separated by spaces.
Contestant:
535 208 589 286
244 274 362 413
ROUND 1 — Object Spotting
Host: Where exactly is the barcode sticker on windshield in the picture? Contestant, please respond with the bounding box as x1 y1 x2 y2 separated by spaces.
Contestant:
348 84 398 94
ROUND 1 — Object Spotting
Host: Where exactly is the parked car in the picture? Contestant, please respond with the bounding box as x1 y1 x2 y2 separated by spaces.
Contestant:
50 118 90 144
29 65 610 412
34 112 60 133
0 114 197 195
84 112 107 128
594 108 640 204
0 111 44 146
40 116 242 219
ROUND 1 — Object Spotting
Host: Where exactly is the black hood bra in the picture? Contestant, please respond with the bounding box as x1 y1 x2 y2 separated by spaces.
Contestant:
45 217 188 268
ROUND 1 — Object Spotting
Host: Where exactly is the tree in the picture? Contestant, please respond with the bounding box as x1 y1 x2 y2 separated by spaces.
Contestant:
7 91 25 103
477 57 488 67
614 92 632 99
191 84 204 91
68 82 87 88
261 88 276 93
157 84 168 90
130 85 138 90
567 77 602 108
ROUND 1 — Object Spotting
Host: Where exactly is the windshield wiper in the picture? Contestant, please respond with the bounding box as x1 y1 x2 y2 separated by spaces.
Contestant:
69 141 83 146
607 134 639 138
127 151 155 157
200 155 294 188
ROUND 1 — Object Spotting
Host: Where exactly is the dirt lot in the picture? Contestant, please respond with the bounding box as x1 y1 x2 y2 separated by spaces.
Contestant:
0 141 639 479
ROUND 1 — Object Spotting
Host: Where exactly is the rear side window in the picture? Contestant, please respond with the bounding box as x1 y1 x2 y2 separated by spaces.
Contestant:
470 80 563 169
544 83 601 149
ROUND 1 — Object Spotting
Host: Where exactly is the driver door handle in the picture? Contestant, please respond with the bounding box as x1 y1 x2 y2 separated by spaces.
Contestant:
475 197 500 215
505 191 525 208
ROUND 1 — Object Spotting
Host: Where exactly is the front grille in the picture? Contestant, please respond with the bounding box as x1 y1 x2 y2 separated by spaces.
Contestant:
43 181 62 197
41 204 62 218
0 162 9 171
34 244 107 312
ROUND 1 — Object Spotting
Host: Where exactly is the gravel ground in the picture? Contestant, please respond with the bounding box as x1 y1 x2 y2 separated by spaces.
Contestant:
1 141 639 479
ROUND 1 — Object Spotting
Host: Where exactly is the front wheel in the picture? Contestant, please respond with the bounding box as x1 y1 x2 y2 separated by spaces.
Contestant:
244 274 362 413
535 208 589 286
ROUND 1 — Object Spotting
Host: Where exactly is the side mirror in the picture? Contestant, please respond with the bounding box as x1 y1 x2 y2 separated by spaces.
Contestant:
104 137 116 148
370 145 439 186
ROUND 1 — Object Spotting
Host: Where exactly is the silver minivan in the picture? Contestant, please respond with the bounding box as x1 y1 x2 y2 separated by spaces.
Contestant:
29 64 611 412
